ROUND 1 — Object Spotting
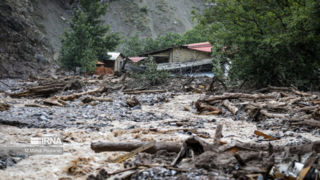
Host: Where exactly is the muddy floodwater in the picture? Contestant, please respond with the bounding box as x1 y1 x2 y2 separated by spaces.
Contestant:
0 78 319 180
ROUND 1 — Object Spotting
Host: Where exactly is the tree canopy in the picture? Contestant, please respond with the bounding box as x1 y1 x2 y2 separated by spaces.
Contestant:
198 0 320 89
59 0 120 72
122 25 210 57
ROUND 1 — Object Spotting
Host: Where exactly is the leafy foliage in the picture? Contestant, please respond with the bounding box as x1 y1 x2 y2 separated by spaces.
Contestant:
131 58 169 86
122 25 210 57
59 0 120 72
198 0 320 89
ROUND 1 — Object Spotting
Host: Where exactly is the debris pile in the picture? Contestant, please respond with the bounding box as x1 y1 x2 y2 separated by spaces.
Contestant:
196 86 320 131
89 125 320 179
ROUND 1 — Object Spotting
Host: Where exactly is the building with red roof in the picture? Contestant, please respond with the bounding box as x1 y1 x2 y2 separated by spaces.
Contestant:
137 42 212 65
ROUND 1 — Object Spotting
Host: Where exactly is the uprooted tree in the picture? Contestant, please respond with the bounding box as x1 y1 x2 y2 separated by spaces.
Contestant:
59 0 120 73
197 0 320 90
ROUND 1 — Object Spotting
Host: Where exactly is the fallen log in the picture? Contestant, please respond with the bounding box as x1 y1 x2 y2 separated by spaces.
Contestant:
312 108 320 120
260 110 288 119
58 86 109 101
219 141 320 154
82 96 113 103
291 119 320 128
9 82 66 98
43 98 67 107
222 100 238 115
195 100 221 113
205 92 278 103
123 89 167 94
24 103 47 108
256 86 312 97
91 141 181 154
214 124 223 145
9 79 83 98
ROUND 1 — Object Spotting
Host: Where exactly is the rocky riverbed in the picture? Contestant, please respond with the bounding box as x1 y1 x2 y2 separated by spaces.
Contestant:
0 77 319 179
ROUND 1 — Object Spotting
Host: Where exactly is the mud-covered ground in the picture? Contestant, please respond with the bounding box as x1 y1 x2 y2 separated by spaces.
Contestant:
0 76 319 180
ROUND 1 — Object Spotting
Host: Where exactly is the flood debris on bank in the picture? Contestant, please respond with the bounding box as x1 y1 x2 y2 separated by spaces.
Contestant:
0 75 319 179
89 125 320 180
195 86 320 131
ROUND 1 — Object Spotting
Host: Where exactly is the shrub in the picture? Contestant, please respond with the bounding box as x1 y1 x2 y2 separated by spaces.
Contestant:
131 57 169 86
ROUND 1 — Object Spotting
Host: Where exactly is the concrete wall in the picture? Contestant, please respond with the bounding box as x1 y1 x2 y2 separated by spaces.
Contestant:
170 47 211 63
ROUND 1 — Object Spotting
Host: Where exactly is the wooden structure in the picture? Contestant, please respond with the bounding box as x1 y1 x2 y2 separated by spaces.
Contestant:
96 52 124 73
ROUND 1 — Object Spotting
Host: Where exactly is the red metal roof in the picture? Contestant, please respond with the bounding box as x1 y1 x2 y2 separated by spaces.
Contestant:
128 57 146 63
186 42 212 53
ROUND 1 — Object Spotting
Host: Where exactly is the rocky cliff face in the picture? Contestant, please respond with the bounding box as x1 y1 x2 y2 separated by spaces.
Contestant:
0 0 206 78
0 0 54 78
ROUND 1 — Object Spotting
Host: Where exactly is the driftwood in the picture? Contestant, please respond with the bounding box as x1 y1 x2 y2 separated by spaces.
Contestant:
91 141 181 154
0 103 10 111
291 119 320 128
58 86 109 101
126 96 140 107
219 141 320 155
9 82 66 98
82 96 113 103
195 100 221 114
205 92 278 103
123 89 167 94
222 100 238 115
256 86 312 97
41 86 110 106
171 136 216 166
24 103 47 108
43 98 67 107
259 110 288 119
9 80 83 98
214 124 223 145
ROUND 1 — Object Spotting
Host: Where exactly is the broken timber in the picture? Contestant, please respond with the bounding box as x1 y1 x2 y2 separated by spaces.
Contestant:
123 89 167 94
91 141 181 154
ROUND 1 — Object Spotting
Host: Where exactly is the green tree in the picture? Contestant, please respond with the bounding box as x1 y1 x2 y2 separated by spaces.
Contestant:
122 34 144 57
122 28 210 57
59 0 120 72
198 0 320 89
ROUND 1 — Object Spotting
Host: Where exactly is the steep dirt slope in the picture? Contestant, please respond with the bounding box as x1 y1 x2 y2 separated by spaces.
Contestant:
0 0 206 78
35 0 206 52
0 0 54 78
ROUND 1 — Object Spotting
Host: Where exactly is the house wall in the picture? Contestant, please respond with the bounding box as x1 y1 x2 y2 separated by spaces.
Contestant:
170 47 211 63
149 51 170 64
114 56 123 72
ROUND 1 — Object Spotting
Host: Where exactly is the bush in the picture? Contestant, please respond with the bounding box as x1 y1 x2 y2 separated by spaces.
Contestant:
130 58 169 86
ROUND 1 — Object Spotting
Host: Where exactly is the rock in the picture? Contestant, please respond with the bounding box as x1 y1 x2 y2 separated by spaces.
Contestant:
38 115 48 121
35 54 48 63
